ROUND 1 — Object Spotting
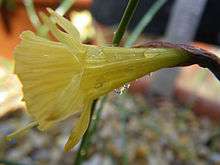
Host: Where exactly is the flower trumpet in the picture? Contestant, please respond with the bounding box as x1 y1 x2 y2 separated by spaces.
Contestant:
8 9 220 151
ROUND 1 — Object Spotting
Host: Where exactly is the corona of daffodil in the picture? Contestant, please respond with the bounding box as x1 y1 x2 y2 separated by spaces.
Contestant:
7 9 194 151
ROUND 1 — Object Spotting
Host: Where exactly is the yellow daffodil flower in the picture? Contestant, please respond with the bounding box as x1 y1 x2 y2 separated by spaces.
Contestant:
7 9 194 151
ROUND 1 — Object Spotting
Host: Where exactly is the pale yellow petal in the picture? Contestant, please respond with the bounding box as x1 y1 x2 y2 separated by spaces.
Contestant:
38 74 84 130
14 31 83 130
39 12 83 52
64 100 92 152
47 8 80 42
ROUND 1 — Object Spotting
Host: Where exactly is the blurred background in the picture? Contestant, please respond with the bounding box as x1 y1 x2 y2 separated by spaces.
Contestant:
0 0 220 164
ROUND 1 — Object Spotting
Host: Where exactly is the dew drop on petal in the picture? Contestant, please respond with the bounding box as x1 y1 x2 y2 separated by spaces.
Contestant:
114 88 123 95
144 50 157 58
123 83 130 89
147 72 152 77
144 73 152 80
114 83 130 95
95 83 103 89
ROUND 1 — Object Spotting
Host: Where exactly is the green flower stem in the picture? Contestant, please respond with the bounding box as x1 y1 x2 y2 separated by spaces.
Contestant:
23 0 76 37
23 0 41 29
74 99 98 165
112 0 140 46
88 96 108 136
125 0 167 47
74 97 107 165
23 0 47 37
74 0 140 164
55 0 77 16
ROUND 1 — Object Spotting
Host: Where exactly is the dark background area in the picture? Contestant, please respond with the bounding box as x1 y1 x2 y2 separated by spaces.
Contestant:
91 0 220 45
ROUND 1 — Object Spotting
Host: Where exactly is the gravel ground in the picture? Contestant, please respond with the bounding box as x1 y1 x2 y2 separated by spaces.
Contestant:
0 92 220 165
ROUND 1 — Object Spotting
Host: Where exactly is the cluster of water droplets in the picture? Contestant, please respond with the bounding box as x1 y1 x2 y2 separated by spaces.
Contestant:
113 72 153 95
114 83 130 95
